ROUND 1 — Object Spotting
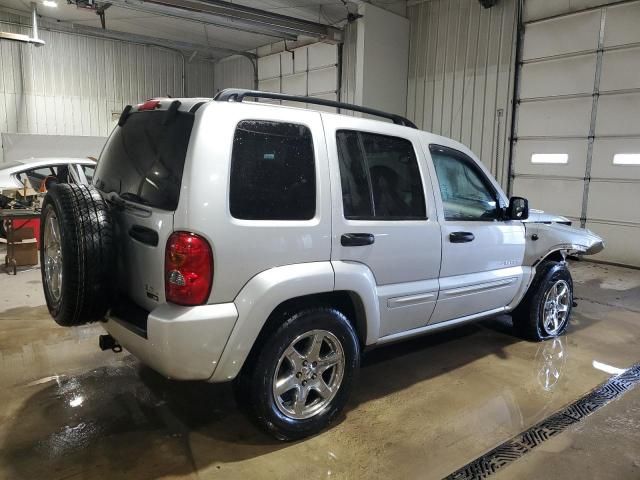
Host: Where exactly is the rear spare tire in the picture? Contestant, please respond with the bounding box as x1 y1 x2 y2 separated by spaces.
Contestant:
40 184 114 326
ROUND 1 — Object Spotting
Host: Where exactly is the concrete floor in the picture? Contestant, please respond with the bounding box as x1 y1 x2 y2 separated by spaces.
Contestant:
0 259 639 479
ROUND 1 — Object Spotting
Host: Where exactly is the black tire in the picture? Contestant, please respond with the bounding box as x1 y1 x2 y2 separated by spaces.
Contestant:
512 260 573 341
238 307 360 441
40 184 114 327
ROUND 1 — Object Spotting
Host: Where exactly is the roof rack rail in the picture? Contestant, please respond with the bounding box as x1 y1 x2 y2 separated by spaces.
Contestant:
213 89 417 129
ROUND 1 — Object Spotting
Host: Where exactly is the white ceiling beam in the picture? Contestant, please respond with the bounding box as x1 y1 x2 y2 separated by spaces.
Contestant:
102 0 299 40
0 6 254 60
105 0 343 43
63 21 257 59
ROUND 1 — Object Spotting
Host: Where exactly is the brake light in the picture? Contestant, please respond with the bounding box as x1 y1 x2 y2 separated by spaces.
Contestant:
139 99 161 111
165 232 213 306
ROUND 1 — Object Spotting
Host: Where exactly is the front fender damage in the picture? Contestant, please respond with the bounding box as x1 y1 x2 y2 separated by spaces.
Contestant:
524 223 604 266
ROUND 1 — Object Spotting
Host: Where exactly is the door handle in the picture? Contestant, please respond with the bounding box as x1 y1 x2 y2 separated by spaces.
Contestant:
341 233 375 247
449 231 475 243
129 225 159 246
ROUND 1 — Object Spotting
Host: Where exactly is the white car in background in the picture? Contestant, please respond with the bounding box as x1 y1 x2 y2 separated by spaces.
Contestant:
0 157 96 195
0 157 97 237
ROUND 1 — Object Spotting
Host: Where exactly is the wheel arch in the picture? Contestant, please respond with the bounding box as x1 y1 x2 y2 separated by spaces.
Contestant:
209 262 374 382
512 258 573 341
255 290 368 348
509 252 571 312
536 249 566 266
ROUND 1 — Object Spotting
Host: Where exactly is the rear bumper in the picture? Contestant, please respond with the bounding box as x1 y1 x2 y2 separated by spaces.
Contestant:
104 302 238 380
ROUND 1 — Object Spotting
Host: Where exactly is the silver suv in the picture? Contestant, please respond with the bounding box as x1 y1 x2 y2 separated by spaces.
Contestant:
39 89 604 440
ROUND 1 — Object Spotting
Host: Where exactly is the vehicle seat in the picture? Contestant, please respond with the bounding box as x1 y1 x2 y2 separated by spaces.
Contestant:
369 165 411 217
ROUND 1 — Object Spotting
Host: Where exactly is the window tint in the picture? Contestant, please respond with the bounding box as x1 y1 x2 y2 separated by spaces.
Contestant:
93 110 194 210
81 164 95 183
230 120 315 220
336 130 426 220
17 167 52 189
430 145 498 221
16 165 74 191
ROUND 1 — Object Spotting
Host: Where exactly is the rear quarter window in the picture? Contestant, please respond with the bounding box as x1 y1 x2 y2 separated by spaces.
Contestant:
229 120 316 220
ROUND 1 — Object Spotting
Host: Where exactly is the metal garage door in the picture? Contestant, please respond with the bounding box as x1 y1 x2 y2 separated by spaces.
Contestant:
512 1 640 267
257 43 339 111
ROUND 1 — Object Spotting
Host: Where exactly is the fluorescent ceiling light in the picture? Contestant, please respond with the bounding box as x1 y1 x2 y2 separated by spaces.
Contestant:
531 153 568 164
42 0 58 6
613 153 640 165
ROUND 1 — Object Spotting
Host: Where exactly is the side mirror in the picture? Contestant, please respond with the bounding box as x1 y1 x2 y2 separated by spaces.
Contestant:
508 196 529 220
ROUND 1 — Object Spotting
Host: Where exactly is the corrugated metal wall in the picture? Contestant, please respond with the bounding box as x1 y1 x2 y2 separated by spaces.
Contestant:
213 55 255 93
185 60 216 98
406 0 518 187
0 10 217 160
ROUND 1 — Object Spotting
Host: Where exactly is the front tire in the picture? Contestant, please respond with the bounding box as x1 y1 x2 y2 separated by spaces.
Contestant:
239 308 360 440
512 260 573 341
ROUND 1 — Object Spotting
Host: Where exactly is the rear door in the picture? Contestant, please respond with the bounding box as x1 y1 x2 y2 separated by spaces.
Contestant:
93 104 195 312
174 102 332 304
324 115 442 338
426 144 526 324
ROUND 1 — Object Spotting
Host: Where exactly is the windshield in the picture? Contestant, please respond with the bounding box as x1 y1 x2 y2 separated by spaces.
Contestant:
93 110 194 210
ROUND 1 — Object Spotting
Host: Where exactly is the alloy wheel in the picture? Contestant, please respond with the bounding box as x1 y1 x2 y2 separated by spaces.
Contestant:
272 329 345 420
542 279 570 335
43 209 63 303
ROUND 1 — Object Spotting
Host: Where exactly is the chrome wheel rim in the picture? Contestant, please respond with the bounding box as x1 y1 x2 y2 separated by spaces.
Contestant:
272 329 345 420
542 280 570 335
44 210 63 303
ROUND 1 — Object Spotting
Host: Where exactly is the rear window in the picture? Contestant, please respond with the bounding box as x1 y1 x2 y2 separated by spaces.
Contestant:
229 120 316 220
93 110 194 210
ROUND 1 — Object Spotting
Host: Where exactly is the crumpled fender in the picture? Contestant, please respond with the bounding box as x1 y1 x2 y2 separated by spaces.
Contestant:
524 223 604 266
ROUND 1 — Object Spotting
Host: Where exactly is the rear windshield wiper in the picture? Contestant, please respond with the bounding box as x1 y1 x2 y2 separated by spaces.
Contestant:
119 192 148 205
103 191 150 210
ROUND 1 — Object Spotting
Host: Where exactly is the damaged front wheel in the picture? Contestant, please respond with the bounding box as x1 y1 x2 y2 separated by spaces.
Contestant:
512 260 574 341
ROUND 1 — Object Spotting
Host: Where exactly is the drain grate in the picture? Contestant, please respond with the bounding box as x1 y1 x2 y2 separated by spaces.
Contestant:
444 363 640 480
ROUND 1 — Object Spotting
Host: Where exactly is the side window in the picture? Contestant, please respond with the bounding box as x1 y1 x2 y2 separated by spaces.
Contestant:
429 145 499 221
336 130 426 220
230 120 316 220
17 167 55 190
81 164 95 183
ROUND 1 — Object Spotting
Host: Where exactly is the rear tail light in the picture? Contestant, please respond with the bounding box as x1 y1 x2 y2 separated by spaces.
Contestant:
165 232 213 306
